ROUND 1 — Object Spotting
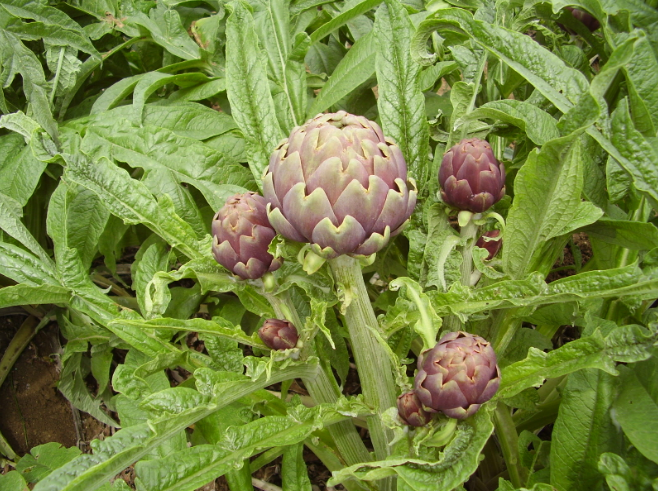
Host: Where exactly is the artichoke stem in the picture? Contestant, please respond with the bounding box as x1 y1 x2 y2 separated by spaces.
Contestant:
329 255 398 463
494 401 527 488
459 215 480 288
263 289 373 468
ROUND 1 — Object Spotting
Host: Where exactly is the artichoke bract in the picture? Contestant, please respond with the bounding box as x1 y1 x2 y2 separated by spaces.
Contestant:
263 111 417 258
258 319 299 350
439 138 505 213
397 392 432 427
415 331 500 420
212 193 282 280
475 230 502 261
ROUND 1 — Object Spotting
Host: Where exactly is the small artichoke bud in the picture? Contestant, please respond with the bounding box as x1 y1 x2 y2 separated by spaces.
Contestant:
212 193 282 280
264 111 417 258
565 7 600 31
397 392 432 427
415 331 500 420
258 319 299 350
475 230 502 261
439 139 505 213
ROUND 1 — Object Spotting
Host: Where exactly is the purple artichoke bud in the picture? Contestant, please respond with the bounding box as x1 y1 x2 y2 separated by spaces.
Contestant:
475 230 502 261
565 7 600 31
397 392 432 427
258 319 299 350
415 331 500 420
439 139 505 213
212 192 282 280
263 111 417 258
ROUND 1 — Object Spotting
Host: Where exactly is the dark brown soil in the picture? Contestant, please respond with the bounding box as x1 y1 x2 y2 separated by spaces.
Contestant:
0 317 77 454
545 232 593 282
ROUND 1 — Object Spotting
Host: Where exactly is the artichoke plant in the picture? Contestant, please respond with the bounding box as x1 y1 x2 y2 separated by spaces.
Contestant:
439 138 505 213
415 331 500 419
263 111 417 258
475 230 502 261
397 392 431 427
258 319 299 350
212 192 282 280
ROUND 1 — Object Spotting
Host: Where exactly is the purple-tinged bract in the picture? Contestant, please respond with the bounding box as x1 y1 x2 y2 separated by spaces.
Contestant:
212 193 282 280
397 392 432 427
263 111 417 258
475 230 502 261
258 319 299 350
439 138 506 213
414 331 500 420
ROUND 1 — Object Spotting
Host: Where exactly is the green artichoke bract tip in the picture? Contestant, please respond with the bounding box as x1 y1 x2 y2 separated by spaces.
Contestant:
263 111 417 258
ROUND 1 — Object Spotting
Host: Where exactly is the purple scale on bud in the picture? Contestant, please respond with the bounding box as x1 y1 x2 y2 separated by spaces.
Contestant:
397 392 432 427
475 230 502 261
415 331 500 420
212 192 282 280
439 138 506 213
258 319 299 350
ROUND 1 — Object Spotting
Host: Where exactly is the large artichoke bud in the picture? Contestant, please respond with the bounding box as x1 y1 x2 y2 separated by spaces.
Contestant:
415 331 500 420
212 193 282 280
439 138 505 213
475 230 502 261
263 111 417 258
258 319 299 350
397 392 432 427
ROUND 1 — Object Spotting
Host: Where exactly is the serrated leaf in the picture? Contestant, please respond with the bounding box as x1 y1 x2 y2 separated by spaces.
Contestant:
329 407 494 490
0 134 48 207
495 325 657 400
127 6 200 60
550 369 622 491
64 154 203 260
502 135 603 278
0 283 70 309
16 443 82 483
308 31 376 116
226 0 284 186
375 0 430 195
458 99 560 146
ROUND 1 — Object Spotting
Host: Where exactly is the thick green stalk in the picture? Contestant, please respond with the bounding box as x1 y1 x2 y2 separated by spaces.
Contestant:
328 256 397 462
494 401 527 488
264 291 372 468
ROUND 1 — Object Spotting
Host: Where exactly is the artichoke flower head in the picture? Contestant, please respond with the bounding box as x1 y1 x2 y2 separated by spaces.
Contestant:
264 111 417 258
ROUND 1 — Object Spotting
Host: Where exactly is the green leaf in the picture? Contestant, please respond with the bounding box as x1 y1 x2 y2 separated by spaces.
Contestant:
412 10 588 110
282 443 312 491
495 325 657 400
329 407 494 490
109 317 266 349
582 219 658 251
375 0 430 195
16 443 82 483
308 31 377 116
0 31 58 143
0 192 55 269
550 369 622 491
419 61 459 92
623 36 658 136
502 135 603 278
35 362 318 491
0 283 70 309
0 134 48 207
610 99 658 207
226 0 284 186
0 471 28 491
132 235 171 317
127 5 201 60
47 182 110 272
0 242 60 286
612 351 658 465
458 100 560 146
310 0 382 44
64 154 204 260
81 117 253 211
